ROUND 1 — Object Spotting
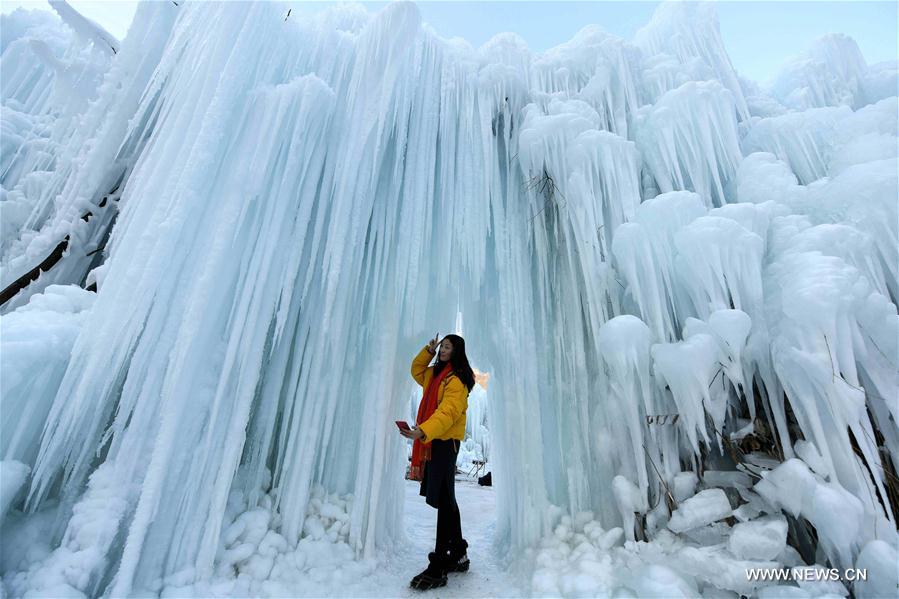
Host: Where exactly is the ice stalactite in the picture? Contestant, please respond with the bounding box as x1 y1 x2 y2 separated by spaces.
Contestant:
1 2 179 312
596 316 658 527
456 381 491 472
652 333 722 453
515 91 643 527
674 216 765 322
633 1 750 120
0 1 897 597
742 96 898 189
827 97 898 175
28 6 352 593
766 250 897 533
742 106 850 185
1 286 96 466
1 9 82 115
770 34 878 111
611 191 707 342
634 80 743 207
530 26 644 139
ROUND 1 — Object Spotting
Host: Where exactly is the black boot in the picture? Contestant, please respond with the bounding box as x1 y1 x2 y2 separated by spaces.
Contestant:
444 539 470 573
409 552 448 590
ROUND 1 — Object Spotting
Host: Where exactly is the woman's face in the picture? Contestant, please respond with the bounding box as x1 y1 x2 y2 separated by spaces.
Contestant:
438 338 454 362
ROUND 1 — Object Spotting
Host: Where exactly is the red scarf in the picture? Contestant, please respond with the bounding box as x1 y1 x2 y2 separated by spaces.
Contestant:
410 361 453 480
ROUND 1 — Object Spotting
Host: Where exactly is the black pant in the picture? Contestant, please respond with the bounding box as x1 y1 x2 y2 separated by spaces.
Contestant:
421 439 464 555
435 474 463 554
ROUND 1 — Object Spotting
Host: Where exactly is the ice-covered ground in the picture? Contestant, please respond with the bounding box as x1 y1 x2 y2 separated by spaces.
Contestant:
0 473 517 598
159 476 522 598
379 478 521 598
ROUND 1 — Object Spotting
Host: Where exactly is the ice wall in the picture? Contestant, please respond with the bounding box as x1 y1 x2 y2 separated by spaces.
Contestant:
1 1 896 596
1 2 178 312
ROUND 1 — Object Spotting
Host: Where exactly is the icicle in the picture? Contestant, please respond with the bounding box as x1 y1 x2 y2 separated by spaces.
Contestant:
770 34 871 110
742 106 849 184
2 2 895 596
612 190 706 342
634 1 750 120
634 80 743 207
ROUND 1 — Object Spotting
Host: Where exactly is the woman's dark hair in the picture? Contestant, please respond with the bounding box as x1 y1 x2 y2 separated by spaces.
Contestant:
432 334 476 392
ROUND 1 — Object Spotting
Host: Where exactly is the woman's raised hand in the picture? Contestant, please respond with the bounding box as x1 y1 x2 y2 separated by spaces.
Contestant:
428 333 439 353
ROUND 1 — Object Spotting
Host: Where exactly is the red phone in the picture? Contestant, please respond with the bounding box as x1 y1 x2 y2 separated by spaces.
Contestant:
395 420 411 432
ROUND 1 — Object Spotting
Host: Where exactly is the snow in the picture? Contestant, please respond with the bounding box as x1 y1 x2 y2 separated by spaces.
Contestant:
1 0 897 597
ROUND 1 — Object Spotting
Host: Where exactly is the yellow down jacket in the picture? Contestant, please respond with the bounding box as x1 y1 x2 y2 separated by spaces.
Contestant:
410 345 469 442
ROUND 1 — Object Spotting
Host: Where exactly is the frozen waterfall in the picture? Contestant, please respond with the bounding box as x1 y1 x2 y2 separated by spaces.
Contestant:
1 1 897 597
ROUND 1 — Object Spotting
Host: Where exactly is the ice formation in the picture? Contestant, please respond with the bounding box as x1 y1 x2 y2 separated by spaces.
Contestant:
1 1 896 597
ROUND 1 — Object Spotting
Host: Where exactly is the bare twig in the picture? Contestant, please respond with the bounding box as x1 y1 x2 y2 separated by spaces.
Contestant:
643 443 676 512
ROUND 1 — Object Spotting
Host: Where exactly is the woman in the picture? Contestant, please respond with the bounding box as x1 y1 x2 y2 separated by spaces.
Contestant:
400 332 476 590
